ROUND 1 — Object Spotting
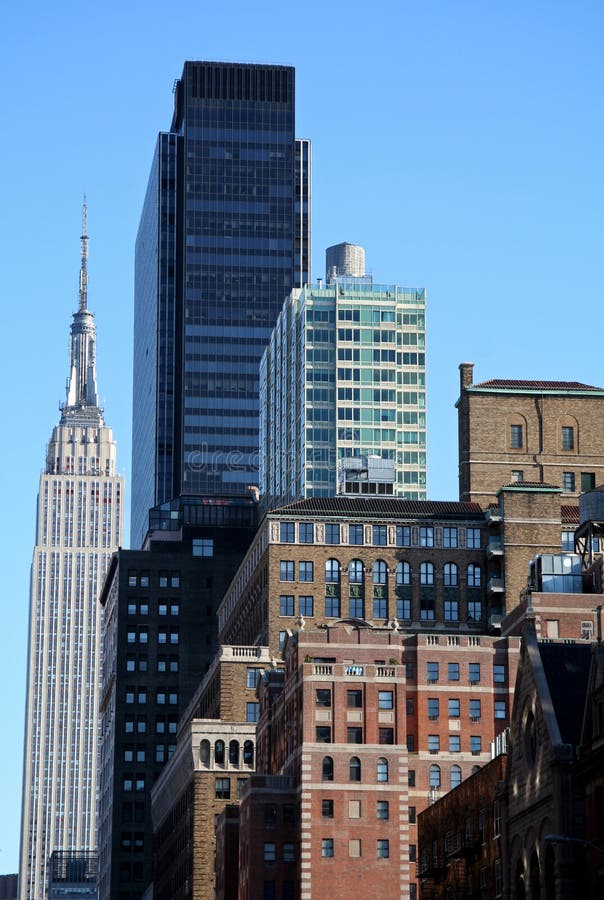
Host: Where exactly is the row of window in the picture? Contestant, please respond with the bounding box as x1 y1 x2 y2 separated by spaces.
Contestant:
124 716 177 734
428 734 483 754
127 571 180 588
123 744 175 764
125 688 178 705
427 661 506 683
320 837 390 859
126 655 179 674
321 797 400 820
508 422 577 452
126 629 179 645
127 601 180 616
427 697 506 719
280 559 482 586
280 593 484 622
279 522 481 548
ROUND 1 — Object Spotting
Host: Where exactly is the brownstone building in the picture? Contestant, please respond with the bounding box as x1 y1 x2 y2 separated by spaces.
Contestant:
457 362 604 508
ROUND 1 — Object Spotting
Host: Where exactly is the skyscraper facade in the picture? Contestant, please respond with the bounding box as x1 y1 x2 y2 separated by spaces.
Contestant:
131 61 311 548
259 270 427 506
19 207 124 900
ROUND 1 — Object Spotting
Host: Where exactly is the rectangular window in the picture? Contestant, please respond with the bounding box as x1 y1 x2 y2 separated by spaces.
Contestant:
349 524 364 545
264 843 276 863
325 596 340 617
408 770 415 787
347 690 362 708
377 839 390 858
562 530 575 551
299 561 314 582
349 839 361 858
192 538 213 556
316 689 331 707
428 698 439 720
373 525 387 545
444 599 459 621
280 561 295 581
470 699 481 721
348 799 361 819
378 691 393 709
280 522 295 542
494 700 506 719
379 727 394 744
215 778 230 799
347 726 363 744
326 524 340 545
562 471 575 492
448 662 460 681
469 662 481 683
561 426 574 450
449 735 461 752
279 595 294 616
511 469 524 483
322 838 334 858
443 527 458 548
246 668 261 689
408 806 416 823
322 799 334 818
397 598 411 620
582 472 596 492
427 661 439 683
467 528 481 549
428 734 440 753
396 525 411 547
299 522 314 543
509 424 523 448
300 595 314 616
448 698 460 718
316 726 332 743
468 600 482 621
283 844 295 863
471 735 482 755
377 800 389 820
420 526 434 547
246 702 259 723
493 664 506 683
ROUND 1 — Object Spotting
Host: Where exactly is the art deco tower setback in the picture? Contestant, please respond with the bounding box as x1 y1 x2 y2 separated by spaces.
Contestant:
131 61 311 547
19 206 124 900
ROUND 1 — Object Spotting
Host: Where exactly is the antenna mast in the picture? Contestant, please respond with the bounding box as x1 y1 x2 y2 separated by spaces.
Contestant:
79 196 88 311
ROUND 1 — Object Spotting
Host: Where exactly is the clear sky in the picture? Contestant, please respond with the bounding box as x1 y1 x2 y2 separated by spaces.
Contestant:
1 0 602 874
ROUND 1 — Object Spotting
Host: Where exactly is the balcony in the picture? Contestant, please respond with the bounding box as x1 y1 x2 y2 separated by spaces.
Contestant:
487 576 504 594
485 507 502 525
487 536 503 557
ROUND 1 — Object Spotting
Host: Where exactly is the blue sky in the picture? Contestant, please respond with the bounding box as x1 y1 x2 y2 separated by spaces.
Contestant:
1 0 602 874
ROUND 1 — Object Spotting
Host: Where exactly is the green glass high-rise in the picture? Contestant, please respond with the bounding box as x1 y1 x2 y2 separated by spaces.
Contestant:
132 61 311 548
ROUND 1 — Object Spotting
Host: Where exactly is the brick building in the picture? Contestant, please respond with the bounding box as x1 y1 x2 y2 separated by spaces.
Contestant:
457 362 604 508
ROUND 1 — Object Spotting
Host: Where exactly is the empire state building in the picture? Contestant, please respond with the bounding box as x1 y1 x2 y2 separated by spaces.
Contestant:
19 205 124 899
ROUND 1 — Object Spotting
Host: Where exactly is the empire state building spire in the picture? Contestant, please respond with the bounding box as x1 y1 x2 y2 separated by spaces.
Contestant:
62 199 102 424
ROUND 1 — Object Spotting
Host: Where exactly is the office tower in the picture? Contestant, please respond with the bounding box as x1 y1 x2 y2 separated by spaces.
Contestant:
325 241 365 280
19 206 124 900
131 61 311 548
260 259 427 506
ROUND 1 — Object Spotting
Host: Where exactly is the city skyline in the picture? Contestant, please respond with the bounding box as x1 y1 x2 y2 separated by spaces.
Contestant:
2 0 603 874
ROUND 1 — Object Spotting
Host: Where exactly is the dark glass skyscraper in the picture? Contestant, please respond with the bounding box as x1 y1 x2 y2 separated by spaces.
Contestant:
132 61 311 547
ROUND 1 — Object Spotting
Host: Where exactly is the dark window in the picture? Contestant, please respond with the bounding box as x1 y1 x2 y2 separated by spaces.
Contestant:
379 727 394 744
349 524 364 545
322 799 334 818
510 424 523 448
469 662 480 683
215 778 230 799
347 690 362 708
563 471 575 492
316 689 331 707
322 756 334 780
349 756 361 781
347 727 363 744
561 426 574 450
316 726 332 743
582 472 596 493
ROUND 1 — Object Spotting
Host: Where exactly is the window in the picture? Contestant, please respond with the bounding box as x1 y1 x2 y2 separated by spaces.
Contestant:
470 699 481 721
409 806 416 823
493 664 506 683
448 699 460 718
420 562 434 585
428 698 439 720
299 561 314 582
406 662 415 682
280 561 294 581
379 727 394 744
279 631 287 654
427 662 439 683
409 844 417 862
511 469 524 483
247 668 261 689
449 735 461 753
349 839 361 858
494 700 506 719
470 735 482 755
468 600 482 621
406 734 415 751
325 595 340 617
349 524 364 545
192 538 213 556
377 800 389 820
373 560 387 584
316 689 331 707
493 799 501 837
429 765 441 788
349 559 364 583
397 598 411 620
325 559 340 583
322 757 334 781
215 778 230 799
349 755 362 781
279 595 294 616
562 530 575 551
582 472 596 492
322 838 334 858
444 563 458 586
562 471 575 492
469 662 480 683
326 524 340 545
396 560 411 585
420 526 434 547
347 727 363 744
299 595 314 616
377 840 390 859
373 525 387 545
264 843 276 863
467 528 481 549
443 527 458 548
283 844 295 863
467 564 481 587
376 758 389 782
396 525 411 547
299 522 314 543
246 702 259 723
280 522 295 542
509 424 523 449
322 799 334 818
450 765 462 789
448 663 460 681
444 599 459 621
347 690 362 708
316 726 332 743
378 691 393 709
561 425 574 450
495 858 503 898
428 734 440 753
348 799 361 818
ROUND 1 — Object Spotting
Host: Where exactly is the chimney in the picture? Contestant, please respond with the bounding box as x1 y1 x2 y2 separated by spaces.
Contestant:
459 362 474 393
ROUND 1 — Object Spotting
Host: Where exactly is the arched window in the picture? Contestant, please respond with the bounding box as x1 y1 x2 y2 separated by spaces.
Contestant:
373 561 387 584
450 765 462 789
377 757 388 782
349 559 364 584
322 756 334 781
467 564 481 587
200 739 210 767
215 740 225 766
420 562 434 586
396 561 411 585
429 764 441 788
530 850 541 899
444 563 458 587
349 756 361 782
326 559 340 583
243 740 254 767
229 740 239 766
